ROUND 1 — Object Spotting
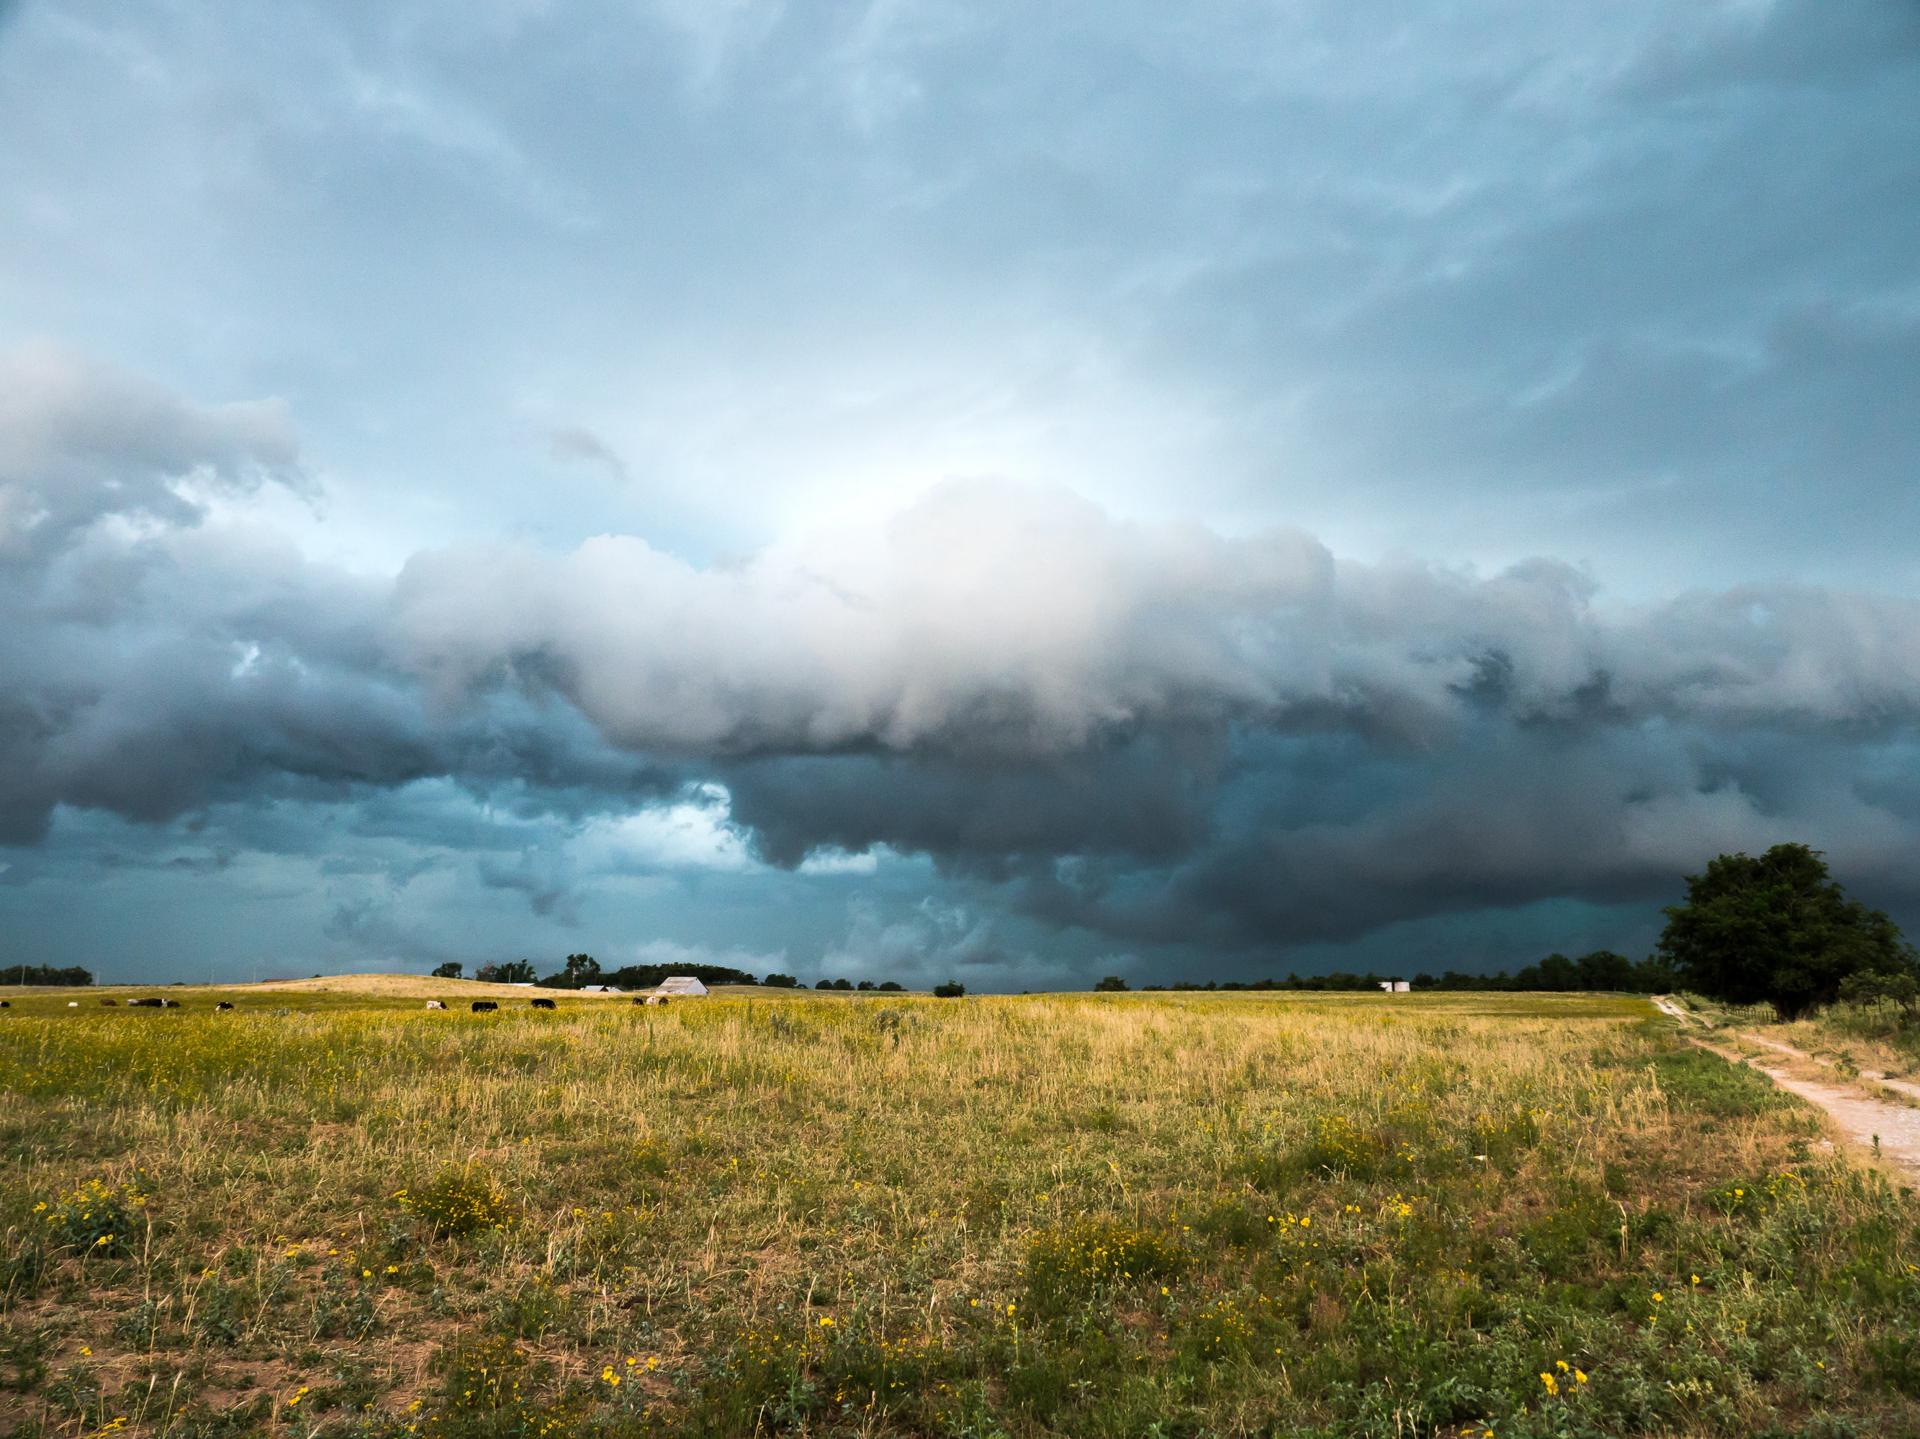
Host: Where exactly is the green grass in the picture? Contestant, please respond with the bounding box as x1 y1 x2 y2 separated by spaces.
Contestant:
0 991 1915 1437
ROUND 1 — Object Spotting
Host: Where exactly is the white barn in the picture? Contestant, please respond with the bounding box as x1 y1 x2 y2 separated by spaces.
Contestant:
639 975 711 1005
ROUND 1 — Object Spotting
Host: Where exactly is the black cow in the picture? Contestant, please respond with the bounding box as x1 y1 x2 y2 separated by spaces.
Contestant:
130 998 164 1008
471 1000 499 1013
530 997 557 1010
161 999 182 1008
100 998 118 1006
0 1000 9 1009
215 1001 235 1011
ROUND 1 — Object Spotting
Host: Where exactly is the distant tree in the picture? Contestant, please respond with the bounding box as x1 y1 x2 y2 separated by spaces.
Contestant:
856 979 875 991
1572 950 1636 990
557 953 601 988
877 981 904 992
1093 975 1129 992
831 978 853 991
475 960 537 984
1838 967 1920 1019
763 973 799 988
1657 844 1919 1021
431 962 464 980
932 980 966 998
815 979 834 990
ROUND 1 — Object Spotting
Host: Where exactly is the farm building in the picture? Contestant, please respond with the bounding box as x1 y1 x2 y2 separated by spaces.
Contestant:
576 984 624 994
641 972 710 1006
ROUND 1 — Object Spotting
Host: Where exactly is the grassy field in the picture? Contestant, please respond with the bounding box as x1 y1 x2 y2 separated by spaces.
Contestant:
0 987 1916 1438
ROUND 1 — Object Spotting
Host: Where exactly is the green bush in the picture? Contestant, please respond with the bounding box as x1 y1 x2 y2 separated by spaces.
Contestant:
394 1168 515 1237
1024 1218 1184 1315
37 1177 147 1258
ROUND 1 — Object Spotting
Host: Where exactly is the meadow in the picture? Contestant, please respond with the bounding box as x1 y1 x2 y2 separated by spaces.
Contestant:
0 985 1916 1438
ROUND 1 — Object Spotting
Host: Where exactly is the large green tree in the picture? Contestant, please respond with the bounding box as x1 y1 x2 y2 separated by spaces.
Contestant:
1656 844 1918 1020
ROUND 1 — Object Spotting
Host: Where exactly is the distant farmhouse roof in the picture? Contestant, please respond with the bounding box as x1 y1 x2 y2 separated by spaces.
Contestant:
653 976 709 997
577 984 624 994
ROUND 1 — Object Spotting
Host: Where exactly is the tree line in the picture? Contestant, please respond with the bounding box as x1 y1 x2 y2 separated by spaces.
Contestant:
1 963 95 987
1131 949 1674 994
1131 844 1920 1023
433 955 928 993
22 844 1899 1021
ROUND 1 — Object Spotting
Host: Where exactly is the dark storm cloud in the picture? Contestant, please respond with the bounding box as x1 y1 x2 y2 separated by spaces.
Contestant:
1015 724 1920 955
7 347 1920 959
3 1 1919 980
0 346 677 844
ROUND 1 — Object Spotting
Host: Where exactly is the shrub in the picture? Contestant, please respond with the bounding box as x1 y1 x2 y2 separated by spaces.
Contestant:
491 1277 574 1340
37 1177 147 1258
933 981 966 998
422 1334 587 1437
394 1167 514 1237
1024 1218 1184 1314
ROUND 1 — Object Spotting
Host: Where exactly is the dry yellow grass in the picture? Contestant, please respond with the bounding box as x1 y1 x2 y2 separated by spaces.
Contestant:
0 989 1915 1437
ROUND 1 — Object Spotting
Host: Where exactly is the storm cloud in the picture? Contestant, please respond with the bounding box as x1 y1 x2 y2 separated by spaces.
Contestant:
6 346 1920 971
2 0 1917 983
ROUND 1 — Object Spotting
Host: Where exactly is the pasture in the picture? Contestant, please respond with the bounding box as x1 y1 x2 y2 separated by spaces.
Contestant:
0 987 1916 1437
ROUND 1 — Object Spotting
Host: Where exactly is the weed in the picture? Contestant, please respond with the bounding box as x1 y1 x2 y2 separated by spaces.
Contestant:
1025 1218 1184 1315
395 1169 514 1238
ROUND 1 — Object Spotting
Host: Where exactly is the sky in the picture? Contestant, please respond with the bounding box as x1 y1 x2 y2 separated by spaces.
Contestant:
2 0 1919 988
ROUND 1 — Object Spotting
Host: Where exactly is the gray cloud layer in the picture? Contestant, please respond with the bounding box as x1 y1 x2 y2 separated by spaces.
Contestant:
3 0 1918 980
6 345 1919 964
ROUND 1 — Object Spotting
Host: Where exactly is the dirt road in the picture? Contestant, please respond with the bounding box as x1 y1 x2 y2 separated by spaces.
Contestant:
1653 996 1920 1184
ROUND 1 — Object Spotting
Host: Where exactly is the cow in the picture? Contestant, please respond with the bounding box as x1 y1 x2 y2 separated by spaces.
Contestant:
471 1000 499 1013
530 997 557 1010
425 999 447 1010
100 998 118 1006
0 1000 8 1008
161 999 182 1009
130 997 164 1008
215 1001 235 1011
67 1000 80 1007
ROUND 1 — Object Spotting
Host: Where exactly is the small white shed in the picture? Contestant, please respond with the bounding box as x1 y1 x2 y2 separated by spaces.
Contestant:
577 984 624 994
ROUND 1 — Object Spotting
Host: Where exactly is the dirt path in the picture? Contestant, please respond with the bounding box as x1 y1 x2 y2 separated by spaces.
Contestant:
1652 996 1920 1183
1731 1028 1920 1104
